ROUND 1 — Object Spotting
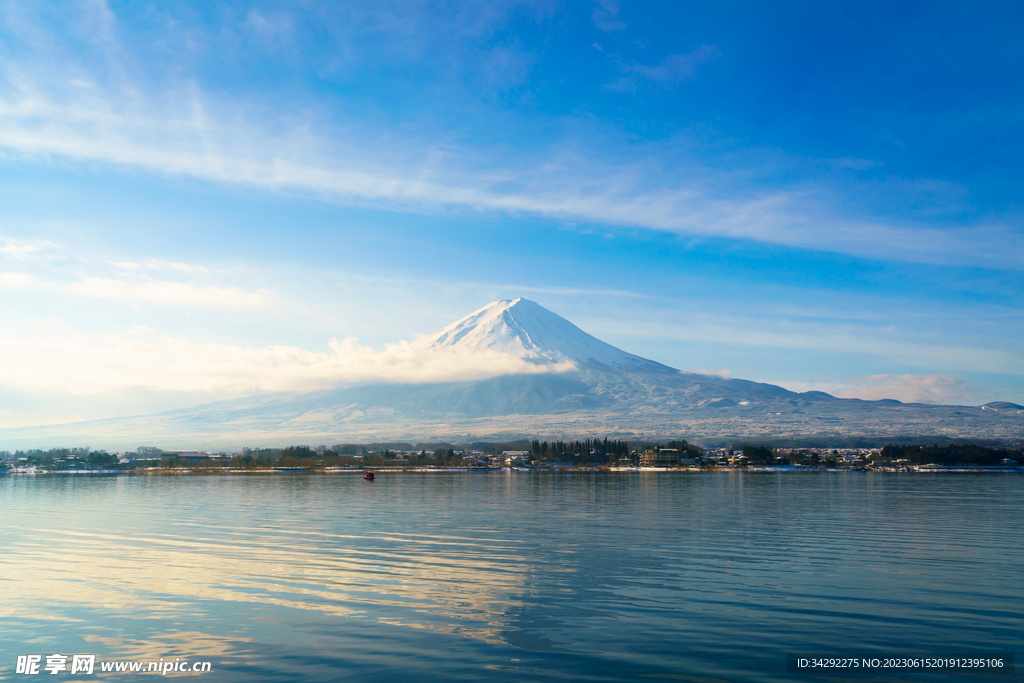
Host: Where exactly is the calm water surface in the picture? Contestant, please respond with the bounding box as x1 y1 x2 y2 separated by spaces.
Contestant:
1 472 1021 682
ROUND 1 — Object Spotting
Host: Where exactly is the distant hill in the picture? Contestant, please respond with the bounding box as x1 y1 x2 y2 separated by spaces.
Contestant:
1 298 1021 450
982 402 1024 412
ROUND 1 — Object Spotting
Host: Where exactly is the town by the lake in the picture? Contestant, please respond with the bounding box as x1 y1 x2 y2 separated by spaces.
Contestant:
6 441 1021 474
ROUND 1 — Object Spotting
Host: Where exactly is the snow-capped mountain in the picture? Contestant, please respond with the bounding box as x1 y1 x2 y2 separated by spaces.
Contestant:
412 298 673 372
1 298 1020 450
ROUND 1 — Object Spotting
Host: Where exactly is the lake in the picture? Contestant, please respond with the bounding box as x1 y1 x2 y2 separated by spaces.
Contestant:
1 471 1021 681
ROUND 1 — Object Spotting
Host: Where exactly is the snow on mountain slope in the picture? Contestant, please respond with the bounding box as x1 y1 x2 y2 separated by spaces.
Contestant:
3 297 1023 449
412 298 674 372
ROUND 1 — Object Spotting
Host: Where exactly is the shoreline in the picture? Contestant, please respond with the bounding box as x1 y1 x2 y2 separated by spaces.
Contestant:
6 465 1023 475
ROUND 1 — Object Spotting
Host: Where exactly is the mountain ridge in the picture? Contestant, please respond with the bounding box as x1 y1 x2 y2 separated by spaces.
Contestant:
0 298 1020 449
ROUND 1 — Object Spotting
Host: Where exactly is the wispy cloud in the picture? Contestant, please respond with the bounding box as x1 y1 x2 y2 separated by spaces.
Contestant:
827 156 882 171
246 9 295 48
783 374 980 405
592 0 627 33
4 79 1016 269
0 242 256 309
0 2 1020 271
589 312 1024 376
67 278 268 308
2 240 43 259
0 238 65 264
107 260 205 273
608 45 720 91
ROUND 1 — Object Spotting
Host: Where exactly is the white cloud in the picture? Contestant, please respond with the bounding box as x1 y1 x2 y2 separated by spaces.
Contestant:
0 5 1019 269
107 260 203 272
163 261 199 272
0 272 38 289
0 239 66 266
1 239 51 260
688 367 731 379
782 374 979 405
0 326 574 398
66 278 268 308
2 243 36 259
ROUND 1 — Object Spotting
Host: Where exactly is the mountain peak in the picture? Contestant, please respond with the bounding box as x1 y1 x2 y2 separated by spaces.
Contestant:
412 298 675 372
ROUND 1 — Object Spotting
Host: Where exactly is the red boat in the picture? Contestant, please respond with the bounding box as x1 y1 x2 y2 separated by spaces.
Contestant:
364 471 375 481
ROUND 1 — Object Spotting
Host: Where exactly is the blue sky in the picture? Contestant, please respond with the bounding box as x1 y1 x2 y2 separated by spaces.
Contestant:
0 0 1021 427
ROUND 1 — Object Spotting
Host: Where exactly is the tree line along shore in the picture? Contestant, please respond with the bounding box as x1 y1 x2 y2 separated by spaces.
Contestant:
4 440 1022 472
